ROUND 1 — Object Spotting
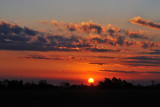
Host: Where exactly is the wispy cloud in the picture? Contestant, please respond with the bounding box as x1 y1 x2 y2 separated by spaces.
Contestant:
126 30 148 39
100 70 137 74
89 63 107 65
20 54 85 61
126 56 160 61
129 16 160 30
92 56 118 59
22 55 63 60
100 70 160 74
142 49 160 55
124 56 160 67
85 47 120 52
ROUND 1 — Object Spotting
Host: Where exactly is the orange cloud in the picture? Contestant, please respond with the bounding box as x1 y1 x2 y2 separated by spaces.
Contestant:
40 19 58 26
126 30 148 39
129 16 160 30
40 19 106 34
0 19 155 52
50 19 58 26
65 20 106 34
40 20 48 24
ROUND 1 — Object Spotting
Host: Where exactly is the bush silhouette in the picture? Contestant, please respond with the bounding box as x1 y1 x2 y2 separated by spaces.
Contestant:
98 77 133 88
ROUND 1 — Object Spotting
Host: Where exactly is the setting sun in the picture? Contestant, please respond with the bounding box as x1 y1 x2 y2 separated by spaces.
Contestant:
88 78 94 83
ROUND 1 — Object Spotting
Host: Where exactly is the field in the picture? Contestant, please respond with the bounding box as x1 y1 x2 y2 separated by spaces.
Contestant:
0 89 160 107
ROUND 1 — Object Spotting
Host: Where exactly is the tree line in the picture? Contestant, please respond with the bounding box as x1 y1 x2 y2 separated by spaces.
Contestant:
0 77 159 90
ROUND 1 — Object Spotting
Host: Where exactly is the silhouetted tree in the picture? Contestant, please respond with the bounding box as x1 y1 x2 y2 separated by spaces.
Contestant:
98 77 133 89
151 80 155 86
60 82 70 88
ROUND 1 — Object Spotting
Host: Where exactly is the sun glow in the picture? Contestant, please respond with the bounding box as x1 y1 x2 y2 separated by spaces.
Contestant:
88 78 94 83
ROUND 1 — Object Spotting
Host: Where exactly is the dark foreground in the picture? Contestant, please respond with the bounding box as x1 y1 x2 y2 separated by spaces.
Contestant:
0 89 160 107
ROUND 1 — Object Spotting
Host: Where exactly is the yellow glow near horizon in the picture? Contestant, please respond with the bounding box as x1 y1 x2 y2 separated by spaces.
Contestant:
88 78 94 83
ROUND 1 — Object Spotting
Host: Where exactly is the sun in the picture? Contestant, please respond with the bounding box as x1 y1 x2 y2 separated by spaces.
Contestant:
88 78 94 83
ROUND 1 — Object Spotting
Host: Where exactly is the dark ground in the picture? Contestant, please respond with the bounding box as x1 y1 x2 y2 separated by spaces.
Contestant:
0 89 160 107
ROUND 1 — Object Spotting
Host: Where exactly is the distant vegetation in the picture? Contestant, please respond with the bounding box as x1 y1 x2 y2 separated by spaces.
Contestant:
0 77 159 90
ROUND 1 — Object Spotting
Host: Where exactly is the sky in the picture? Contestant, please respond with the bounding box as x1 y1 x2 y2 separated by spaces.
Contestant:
0 0 160 85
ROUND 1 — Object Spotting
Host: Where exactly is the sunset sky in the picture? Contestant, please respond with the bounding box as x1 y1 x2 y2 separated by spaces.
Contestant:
0 0 160 85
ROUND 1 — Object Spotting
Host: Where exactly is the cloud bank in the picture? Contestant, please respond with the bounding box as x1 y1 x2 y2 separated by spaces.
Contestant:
0 19 160 52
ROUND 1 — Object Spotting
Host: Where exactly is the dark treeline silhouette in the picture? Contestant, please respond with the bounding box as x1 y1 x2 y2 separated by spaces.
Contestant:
0 77 160 90
98 77 133 88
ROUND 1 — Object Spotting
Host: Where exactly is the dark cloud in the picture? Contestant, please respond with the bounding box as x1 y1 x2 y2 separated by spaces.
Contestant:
65 20 104 34
47 35 91 48
0 21 22 35
40 19 160 49
0 20 93 51
86 47 120 52
66 24 77 31
140 41 157 48
129 16 160 30
116 36 125 46
100 29 155 48
142 50 160 55
94 56 117 59
90 37 107 44
0 20 37 36
90 37 134 46
25 55 53 60
0 33 90 51
100 70 137 74
125 60 160 66
23 27 38 36
100 70 160 74
0 20 159 52
126 56 160 61
125 31 148 39
21 54 85 61
89 63 107 65
21 55 64 60
124 56 160 67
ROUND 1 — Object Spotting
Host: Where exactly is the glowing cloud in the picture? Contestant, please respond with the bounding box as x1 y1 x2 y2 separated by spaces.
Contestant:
129 16 160 30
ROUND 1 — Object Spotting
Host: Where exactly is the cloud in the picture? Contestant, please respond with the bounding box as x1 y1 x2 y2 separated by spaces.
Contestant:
20 54 85 61
100 70 160 74
126 30 148 39
126 56 160 61
0 20 37 36
40 20 48 24
65 20 104 34
124 56 160 67
41 19 105 34
100 70 137 74
50 19 58 26
0 20 92 51
86 47 120 52
140 41 158 48
142 49 160 55
21 55 64 60
129 16 160 30
125 61 160 66
92 56 117 59
40 19 159 48
90 36 158 48
40 19 58 26
0 20 160 52
90 36 134 46
89 63 107 65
